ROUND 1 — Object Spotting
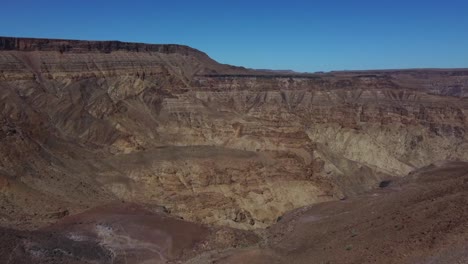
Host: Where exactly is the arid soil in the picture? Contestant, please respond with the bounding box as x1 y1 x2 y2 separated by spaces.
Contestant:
1 162 466 263
0 37 467 263
0 202 259 264
262 162 468 264
190 162 468 264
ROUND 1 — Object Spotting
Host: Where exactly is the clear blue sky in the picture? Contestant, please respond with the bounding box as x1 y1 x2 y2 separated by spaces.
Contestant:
1 0 468 72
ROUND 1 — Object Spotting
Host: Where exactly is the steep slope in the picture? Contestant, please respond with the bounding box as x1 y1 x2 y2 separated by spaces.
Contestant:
212 161 468 264
0 37 468 231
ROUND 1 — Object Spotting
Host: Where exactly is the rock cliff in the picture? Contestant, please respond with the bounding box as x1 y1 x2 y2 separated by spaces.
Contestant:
1 37 468 230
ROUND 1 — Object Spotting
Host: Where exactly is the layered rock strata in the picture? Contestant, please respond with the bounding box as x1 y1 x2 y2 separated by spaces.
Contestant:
0 37 467 229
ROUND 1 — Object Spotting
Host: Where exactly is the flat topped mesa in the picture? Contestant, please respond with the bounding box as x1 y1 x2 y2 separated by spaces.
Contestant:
0 36 205 55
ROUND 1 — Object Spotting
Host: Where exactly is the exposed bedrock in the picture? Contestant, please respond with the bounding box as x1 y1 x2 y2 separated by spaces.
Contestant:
1 37 468 229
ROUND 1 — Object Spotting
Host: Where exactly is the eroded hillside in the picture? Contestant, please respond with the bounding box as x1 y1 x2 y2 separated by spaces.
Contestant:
0 37 468 232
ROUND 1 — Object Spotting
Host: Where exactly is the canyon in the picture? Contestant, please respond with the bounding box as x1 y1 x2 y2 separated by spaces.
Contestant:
0 37 467 263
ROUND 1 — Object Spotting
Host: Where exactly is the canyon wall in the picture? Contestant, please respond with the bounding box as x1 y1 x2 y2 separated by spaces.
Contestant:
1 37 468 229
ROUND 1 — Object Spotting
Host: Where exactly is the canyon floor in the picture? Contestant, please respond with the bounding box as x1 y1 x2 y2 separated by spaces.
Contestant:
0 37 467 263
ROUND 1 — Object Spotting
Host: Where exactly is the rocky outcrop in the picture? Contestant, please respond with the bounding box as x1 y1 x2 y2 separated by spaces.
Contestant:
0 36 211 56
0 37 467 230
